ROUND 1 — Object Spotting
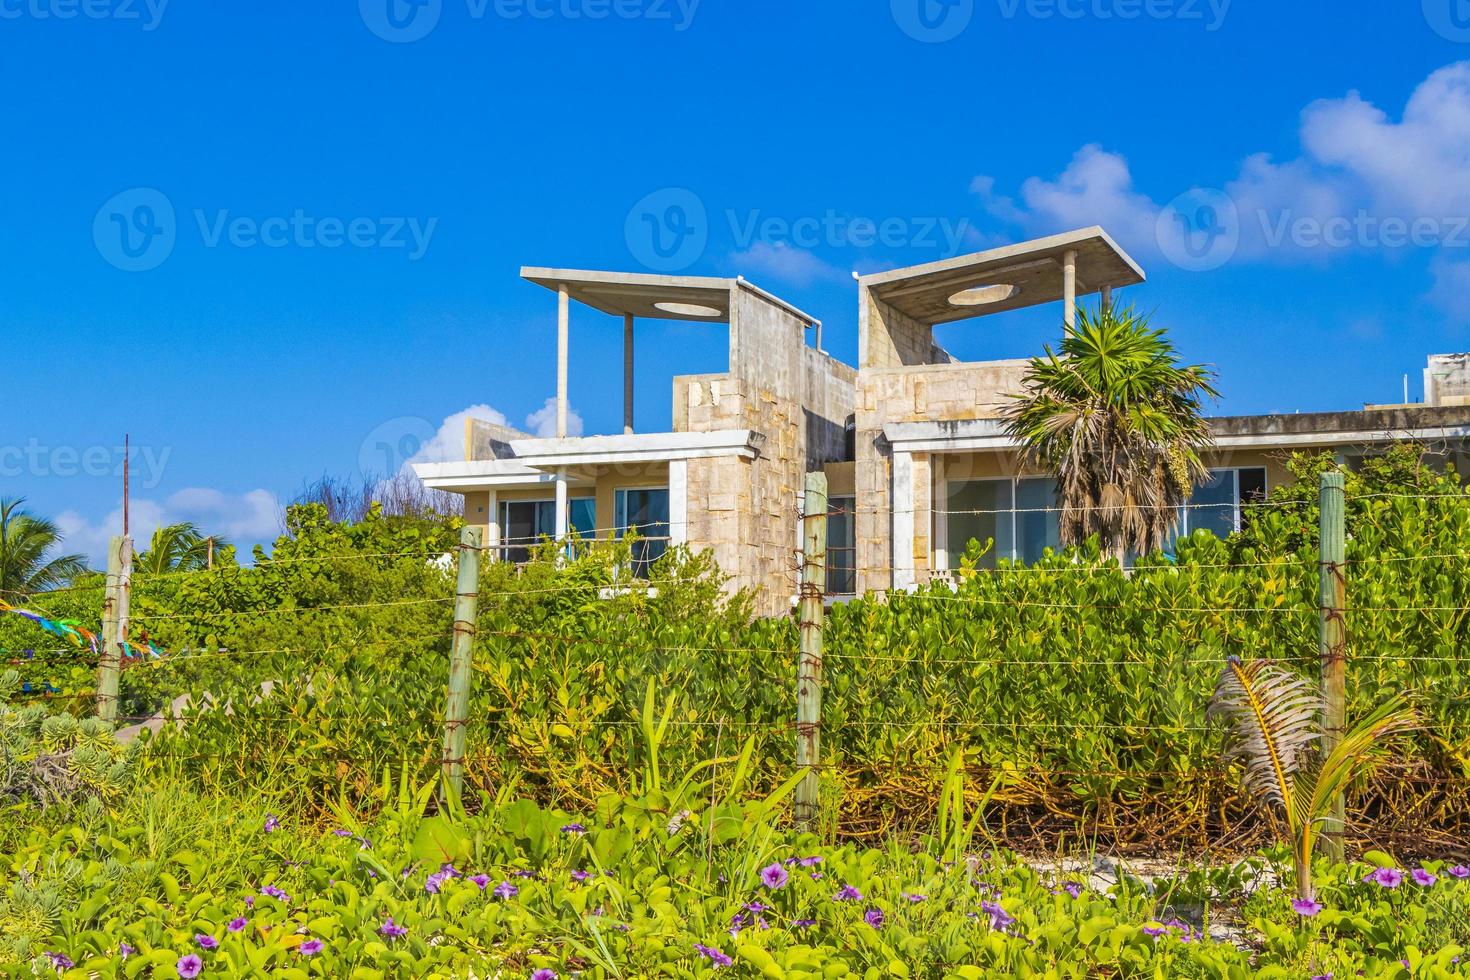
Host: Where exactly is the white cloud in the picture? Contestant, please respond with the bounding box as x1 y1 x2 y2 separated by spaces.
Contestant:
54 487 282 566
524 398 584 438
1429 256 1470 324
405 403 511 468
728 240 847 286
1013 144 1161 249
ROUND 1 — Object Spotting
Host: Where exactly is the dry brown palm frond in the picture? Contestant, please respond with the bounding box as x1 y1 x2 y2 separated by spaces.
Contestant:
1207 657 1321 809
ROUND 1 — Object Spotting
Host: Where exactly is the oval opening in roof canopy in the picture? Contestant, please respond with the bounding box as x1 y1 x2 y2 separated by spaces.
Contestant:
949 284 1020 307
654 301 723 318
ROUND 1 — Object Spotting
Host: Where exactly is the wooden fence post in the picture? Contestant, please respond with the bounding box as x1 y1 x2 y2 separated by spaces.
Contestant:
97 535 132 723
1318 471 1347 861
442 525 483 804
796 473 827 828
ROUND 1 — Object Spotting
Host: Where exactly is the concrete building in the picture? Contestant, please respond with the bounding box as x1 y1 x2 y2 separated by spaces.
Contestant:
418 230 1470 609
413 268 855 617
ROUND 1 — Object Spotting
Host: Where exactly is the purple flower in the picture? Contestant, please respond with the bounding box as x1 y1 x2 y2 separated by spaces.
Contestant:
863 907 885 928
227 917 248 933
1309 975 1332 980
259 885 290 903
299 939 324 956
471 874 491 890
561 823 587 835
809 872 825 881
694 943 734 968
902 892 926 903
333 829 352 837
45 952 74 971
425 872 446 894
177 954 203 978
196 934 218 950
1142 923 1168 937
1292 898 1322 917
833 884 863 902
1365 867 1403 888
379 917 408 939
244 895 255 908
1412 868 1438 887
119 942 135 959
791 918 816 928
263 814 279 833
1062 881 1084 899
571 869 591 883
797 856 823 867
439 863 461 879
1449 865 1470 879
981 900 1015 931
493 881 519 900
759 864 790 890
532 971 558 980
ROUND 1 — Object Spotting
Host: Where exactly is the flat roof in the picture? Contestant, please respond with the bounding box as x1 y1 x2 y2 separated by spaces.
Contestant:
857 227 1146 326
520 268 818 326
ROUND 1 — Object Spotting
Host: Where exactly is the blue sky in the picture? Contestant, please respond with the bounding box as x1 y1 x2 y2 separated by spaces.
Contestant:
6 0 1470 562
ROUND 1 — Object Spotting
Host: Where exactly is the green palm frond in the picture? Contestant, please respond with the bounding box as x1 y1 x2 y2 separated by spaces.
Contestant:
0 498 89 596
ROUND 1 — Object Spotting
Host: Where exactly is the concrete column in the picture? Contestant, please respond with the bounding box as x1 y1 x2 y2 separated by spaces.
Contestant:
1063 250 1077 329
485 489 500 562
668 459 688 546
554 469 569 546
557 285 570 438
623 313 635 434
1100 284 1112 314
892 450 916 590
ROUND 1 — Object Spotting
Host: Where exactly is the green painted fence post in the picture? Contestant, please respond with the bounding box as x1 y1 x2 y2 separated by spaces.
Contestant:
442 525 482 804
97 535 132 723
1318 471 1347 861
796 472 827 828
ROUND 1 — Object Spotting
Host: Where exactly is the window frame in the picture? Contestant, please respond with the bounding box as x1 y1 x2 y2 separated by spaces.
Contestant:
497 495 596 563
1176 466 1269 538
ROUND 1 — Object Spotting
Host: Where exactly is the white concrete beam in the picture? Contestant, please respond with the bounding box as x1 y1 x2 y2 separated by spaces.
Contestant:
1063 249 1077 329
668 459 688 546
557 285 570 439
892 451 916 590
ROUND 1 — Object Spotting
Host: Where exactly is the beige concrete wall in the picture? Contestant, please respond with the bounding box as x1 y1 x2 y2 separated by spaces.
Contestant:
854 361 1031 592
860 287 954 368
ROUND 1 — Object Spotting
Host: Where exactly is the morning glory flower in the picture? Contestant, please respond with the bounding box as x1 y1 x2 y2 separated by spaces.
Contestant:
379 917 408 939
1141 923 1168 937
902 892 926 903
561 823 587 835
1292 898 1322 917
1450 865 1470 879
299 939 324 956
196 934 218 950
981 900 1015 931
263 814 279 833
791 918 816 928
424 873 445 894
227 917 248 933
1365 867 1403 888
1412 869 1438 887
471 874 491 890
760 864 789 889
45 952 74 971
1062 881 1084 898
833 884 863 902
570 870 591 882
797 856 823 867
1309 974 1333 980
532 971 558 980
332 829 352 837
177 954 203 978
119 942 135 959
493 881 519 900
260 885 290 902
694 943 733 968
863 907 885 929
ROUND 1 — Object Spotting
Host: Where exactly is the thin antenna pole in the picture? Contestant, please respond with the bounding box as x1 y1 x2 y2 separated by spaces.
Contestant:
123 433 130 538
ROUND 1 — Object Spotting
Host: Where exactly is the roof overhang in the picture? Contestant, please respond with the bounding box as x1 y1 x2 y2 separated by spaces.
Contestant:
519 268 818 326
412 460 580 493
509 429 765 467
858 227 1146 325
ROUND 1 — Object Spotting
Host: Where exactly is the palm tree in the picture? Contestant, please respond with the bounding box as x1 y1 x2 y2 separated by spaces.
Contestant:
0 497 89 598
134 522 233 574
1003 304 1218 563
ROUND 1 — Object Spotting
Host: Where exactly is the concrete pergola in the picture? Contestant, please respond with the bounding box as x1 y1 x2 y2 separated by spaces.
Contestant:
857 225 1146 329
518 267 819 544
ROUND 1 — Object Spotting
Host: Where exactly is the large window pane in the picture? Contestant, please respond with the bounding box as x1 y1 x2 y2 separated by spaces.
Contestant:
616 488 670 577
827 496 856 594
947 479 1012 569
569 499 597 538
1190 470 1237 539
1015 478 1060 563
500 500 538 564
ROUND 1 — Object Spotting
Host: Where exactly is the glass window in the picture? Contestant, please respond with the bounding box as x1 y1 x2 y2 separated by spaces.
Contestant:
499 498 595 563
1190 469 1237 540
827 496 856 595
947 479 1012 569
615 488 670 577
1239 467 1267 528
1015 478 1060 563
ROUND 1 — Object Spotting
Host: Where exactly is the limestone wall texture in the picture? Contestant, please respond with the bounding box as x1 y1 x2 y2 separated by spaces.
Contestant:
855 360 1030 592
